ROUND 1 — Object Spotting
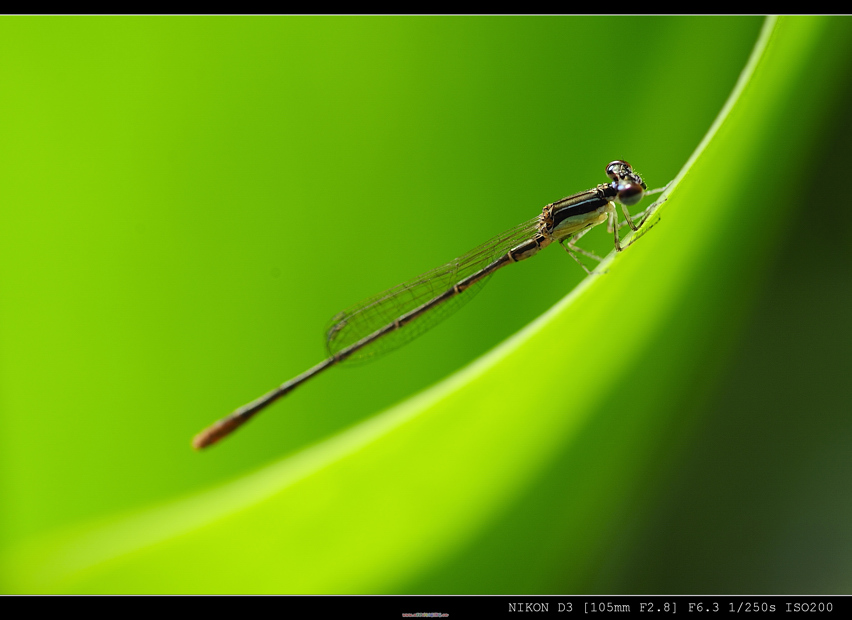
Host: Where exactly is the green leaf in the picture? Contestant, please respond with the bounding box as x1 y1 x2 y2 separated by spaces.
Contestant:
2 16 850 593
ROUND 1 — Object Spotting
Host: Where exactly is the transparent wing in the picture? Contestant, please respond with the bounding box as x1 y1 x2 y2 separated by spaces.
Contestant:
325 215 541 363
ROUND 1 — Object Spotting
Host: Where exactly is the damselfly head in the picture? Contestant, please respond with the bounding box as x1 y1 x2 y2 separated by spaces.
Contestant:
606 160 646 207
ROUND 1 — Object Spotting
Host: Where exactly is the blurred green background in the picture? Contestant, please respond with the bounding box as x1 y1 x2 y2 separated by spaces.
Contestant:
1 16 850 593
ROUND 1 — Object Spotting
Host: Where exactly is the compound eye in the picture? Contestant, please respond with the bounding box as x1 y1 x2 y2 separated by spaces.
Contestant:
606 160 632 181
617 182 644 206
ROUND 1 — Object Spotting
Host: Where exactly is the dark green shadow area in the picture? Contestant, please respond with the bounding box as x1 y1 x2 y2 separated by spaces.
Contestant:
602 71 852 594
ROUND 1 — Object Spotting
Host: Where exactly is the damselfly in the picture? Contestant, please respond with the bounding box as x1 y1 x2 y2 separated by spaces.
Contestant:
193 160 660 449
